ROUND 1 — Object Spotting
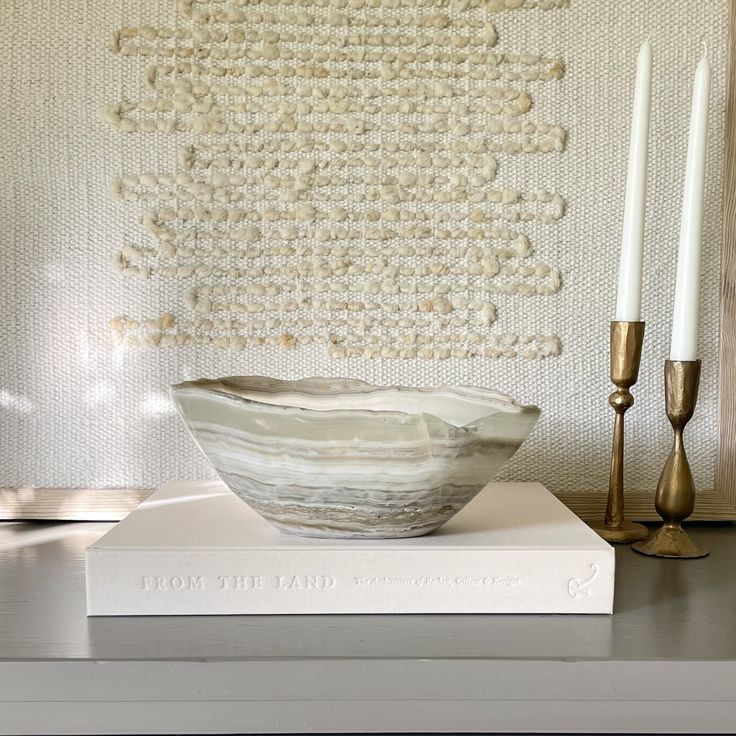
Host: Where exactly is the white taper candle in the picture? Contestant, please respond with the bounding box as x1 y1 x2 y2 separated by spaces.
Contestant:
615 39 653 322
670 47 711 362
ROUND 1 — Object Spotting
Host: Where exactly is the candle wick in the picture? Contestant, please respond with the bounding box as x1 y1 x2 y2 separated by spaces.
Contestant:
702 38 708 58
646 31 652 43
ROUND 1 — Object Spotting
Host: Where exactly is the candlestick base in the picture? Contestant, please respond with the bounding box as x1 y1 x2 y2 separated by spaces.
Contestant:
632 523 708 558
633 360 709 559
588 519 648 544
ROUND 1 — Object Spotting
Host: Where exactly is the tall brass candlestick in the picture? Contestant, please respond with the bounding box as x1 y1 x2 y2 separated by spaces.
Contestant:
590 321 648 544
633 360 708 558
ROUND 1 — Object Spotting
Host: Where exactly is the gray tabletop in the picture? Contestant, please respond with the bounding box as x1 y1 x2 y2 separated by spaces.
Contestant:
2 520 736 735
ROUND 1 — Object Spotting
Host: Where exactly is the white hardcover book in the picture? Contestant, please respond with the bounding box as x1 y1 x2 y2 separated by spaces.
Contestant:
86 480 615 615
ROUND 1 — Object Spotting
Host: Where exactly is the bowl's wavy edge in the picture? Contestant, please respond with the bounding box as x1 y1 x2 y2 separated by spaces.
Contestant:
170 375 540 431
172 374 516 401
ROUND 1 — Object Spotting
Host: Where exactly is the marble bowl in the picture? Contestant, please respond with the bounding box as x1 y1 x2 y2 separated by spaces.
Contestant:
171 377 540 539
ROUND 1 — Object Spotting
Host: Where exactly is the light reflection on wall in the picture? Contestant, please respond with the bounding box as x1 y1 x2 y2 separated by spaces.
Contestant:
140 392 177 417
0 390 34 414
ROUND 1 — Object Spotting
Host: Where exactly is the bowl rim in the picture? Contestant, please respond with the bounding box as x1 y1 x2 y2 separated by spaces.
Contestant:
170 375 540 430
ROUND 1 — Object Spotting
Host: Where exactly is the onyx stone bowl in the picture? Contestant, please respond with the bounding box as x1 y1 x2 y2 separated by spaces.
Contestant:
171 376 540 539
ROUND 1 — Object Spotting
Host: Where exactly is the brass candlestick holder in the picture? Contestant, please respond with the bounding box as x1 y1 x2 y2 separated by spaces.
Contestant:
589 321 649 544
633 360 708 558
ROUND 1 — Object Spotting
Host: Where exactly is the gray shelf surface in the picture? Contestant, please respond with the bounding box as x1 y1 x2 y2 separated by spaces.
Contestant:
1 520 735 735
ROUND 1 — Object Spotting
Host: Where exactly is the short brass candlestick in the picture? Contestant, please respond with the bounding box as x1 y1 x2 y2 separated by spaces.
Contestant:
590 321 648 544
633 360 708 558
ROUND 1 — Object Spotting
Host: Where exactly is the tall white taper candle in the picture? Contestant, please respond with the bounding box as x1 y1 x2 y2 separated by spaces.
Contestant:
670 47 711 362
615 39 653 322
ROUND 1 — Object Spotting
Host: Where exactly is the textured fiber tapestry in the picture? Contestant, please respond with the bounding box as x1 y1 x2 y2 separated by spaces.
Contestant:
0 0 728 502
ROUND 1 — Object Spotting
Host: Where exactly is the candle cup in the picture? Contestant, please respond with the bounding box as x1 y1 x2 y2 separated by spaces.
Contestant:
633 360 708 558
590 321 649 544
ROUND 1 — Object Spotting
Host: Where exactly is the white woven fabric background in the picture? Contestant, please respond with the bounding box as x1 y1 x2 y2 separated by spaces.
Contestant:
0 0 727 499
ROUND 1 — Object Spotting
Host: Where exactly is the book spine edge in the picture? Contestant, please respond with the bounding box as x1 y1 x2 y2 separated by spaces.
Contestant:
86 547 615 616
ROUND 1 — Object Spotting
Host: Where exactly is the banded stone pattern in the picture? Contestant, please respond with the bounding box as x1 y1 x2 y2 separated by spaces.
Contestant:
171 377 540 537
107 0 568 359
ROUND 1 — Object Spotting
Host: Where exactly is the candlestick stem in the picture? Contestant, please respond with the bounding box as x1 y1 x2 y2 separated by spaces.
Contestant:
606 410 627 526
633 360 708 558
590 321 648 544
